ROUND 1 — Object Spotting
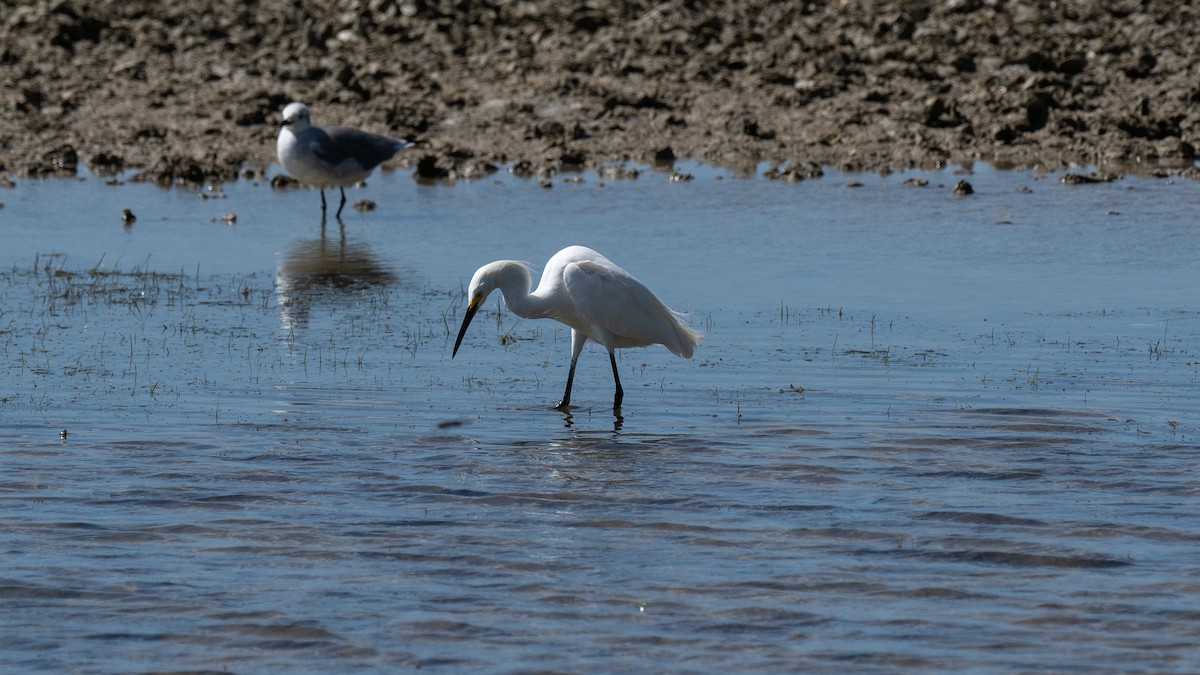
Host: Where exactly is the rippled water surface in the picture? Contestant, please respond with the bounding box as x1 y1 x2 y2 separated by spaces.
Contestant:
2 163 1199 672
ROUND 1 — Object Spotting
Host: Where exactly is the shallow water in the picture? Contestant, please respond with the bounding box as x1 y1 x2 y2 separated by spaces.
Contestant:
2 163 1199 672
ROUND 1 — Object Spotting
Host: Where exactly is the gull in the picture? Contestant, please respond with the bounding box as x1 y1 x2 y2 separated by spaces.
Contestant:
452 245 702 413
276 102 413 218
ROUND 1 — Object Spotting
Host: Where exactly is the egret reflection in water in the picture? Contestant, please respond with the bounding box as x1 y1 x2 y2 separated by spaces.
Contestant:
276 222 396 330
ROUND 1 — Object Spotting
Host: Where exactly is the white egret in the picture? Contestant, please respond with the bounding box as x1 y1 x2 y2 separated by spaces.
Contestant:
276 102 413 219
452 245 702 412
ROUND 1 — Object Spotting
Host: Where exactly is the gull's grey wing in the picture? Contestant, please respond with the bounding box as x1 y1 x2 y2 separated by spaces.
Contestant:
312 126 407 170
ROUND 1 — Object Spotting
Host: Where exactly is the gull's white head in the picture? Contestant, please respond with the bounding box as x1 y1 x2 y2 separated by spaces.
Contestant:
280 102 312 132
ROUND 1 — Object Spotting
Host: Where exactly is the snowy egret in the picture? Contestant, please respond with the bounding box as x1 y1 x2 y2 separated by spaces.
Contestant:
276 102 413 219
452 245 702 412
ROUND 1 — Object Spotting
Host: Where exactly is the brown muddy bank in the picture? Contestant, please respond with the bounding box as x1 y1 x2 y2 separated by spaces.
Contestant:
1 0 1198 184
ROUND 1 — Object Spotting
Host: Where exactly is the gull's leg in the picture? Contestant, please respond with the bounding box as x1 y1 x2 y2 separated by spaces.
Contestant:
555 331 588 410
320 189 327 213
336 187 347 219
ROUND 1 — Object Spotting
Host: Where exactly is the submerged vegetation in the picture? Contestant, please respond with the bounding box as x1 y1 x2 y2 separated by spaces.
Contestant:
3 254 273 419
2 249 1195 435
0 254 449 424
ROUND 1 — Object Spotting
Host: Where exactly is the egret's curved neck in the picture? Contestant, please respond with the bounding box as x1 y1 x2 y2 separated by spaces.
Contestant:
495 265 551 319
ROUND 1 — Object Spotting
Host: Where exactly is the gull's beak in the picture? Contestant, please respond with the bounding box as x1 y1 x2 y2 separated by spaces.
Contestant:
280 117 292 128
452 296 480 358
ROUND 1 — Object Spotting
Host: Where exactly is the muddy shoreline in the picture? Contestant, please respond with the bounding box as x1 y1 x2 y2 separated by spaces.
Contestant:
2 1 1198 184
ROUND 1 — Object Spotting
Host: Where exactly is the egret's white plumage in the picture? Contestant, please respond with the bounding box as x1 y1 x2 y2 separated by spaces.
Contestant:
452 245 701 412
276 102 412 218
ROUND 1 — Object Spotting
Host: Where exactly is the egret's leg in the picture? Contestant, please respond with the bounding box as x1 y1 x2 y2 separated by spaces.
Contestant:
609 351 624 412
556 355 579 410
336 187 347 219
320 189 328 213
555 331 588 410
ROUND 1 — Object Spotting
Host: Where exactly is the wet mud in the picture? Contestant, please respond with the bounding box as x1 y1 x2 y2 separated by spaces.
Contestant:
1 0 1199 184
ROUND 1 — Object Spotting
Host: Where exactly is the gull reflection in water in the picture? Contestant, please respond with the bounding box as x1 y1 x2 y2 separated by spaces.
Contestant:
276 221 396 331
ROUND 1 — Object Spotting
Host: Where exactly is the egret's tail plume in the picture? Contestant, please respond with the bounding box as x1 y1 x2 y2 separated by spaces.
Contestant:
669 311 703 359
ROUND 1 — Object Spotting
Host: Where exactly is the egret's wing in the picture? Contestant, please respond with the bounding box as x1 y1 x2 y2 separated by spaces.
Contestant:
563 260 695 356
313 126 406 170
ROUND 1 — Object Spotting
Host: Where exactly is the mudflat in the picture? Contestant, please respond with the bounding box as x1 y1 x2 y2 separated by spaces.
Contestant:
2 1 1197 183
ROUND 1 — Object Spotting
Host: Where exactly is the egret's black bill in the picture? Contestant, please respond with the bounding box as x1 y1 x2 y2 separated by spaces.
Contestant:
452 301 480 358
